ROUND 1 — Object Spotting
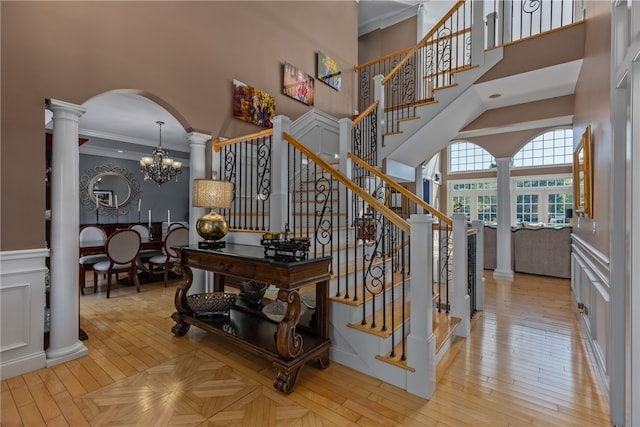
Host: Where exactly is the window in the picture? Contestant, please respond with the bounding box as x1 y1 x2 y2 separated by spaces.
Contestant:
448 175 573 226
449 141 496 173
477 195 497 223
547 193 573 225
512 128 573 168
512 176 573 226
515 194 539 223
452 195 471 218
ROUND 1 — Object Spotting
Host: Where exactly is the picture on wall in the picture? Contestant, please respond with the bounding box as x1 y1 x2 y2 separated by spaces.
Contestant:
94 190 113 207
232 79 275 128
282 62 314 106
317 51 341 91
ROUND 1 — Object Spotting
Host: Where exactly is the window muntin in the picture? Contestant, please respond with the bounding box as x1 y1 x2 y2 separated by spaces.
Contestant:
515 194 539 223
512 128 573 168
448 174 572 226
449 142 496 173
477 195 497 223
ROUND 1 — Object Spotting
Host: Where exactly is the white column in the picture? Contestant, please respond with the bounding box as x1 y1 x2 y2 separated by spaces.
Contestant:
45 99 88 366
494 157 513 278
416 3 428 41
406 213 436 399
270 115 292 233
187 131 210 293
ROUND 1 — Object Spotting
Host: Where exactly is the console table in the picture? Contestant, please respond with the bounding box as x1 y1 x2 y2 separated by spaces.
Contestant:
171 244 332 393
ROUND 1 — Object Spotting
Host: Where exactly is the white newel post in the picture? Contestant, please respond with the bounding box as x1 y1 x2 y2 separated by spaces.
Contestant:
46 99 88 366
187 131 210 293
494 157 514 278
406 214 436 399
451 213 470 338
471 220 485 311
270 116 292 234
339 118 354 223
471 0 485 66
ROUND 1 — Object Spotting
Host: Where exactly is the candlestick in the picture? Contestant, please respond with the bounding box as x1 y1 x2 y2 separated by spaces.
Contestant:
115 195 119 208
138 199 141 212
167 209 171 225
148 209 152 227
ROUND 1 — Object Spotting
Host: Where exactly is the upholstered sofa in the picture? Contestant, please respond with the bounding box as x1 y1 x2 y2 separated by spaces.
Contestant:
483 225 572 278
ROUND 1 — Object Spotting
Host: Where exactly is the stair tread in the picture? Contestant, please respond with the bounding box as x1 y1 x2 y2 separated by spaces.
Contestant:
433 311 461 353
347 299 409 338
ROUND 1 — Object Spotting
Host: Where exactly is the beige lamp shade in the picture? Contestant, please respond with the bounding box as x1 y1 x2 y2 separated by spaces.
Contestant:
192 178 233 247
192 179 233 209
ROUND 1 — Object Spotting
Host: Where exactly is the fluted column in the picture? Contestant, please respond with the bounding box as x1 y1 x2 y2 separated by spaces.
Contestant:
45 99 88 366
187 131 210 293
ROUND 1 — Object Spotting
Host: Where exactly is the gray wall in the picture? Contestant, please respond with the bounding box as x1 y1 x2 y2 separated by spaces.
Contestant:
79 154 190 226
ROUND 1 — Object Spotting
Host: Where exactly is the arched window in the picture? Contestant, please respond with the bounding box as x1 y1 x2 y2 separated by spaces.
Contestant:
512 128 573 168
447 130 573 226
448 141 495 173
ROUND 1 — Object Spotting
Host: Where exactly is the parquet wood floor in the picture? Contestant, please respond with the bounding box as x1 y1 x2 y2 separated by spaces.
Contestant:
1 272 612 426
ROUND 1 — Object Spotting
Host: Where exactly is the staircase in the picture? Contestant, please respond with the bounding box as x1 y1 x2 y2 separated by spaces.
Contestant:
212 0 577 399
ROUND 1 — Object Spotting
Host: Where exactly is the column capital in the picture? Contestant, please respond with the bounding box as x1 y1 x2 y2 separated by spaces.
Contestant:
46 99 86 118
186 131 211 147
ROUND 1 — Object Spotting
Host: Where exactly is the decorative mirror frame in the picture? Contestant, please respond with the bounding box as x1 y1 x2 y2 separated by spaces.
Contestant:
573 124 592 218
80 164 141 216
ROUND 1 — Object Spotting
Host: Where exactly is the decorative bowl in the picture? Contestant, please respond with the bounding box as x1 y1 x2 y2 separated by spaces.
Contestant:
262 300 305 323
187 292 237 315
300 291 316 309
240 281 269 305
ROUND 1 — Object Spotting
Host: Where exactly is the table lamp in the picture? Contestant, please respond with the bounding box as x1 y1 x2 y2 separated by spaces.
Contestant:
192 174 233 249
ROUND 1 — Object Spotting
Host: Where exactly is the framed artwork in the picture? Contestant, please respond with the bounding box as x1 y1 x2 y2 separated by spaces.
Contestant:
573 124 592 218
282 62 314 106
317 51 341 91
232 79 275 128
93 190 113 207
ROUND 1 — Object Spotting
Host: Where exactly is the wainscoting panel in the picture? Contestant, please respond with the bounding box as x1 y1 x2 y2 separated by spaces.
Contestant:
571 235 611 393
0 248 48 380
0 283 31 351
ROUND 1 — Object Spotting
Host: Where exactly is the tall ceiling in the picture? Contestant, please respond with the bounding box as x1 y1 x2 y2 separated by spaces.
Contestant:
48 1 579 163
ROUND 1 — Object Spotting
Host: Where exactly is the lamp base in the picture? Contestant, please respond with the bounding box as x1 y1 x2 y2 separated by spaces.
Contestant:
198 240 226 250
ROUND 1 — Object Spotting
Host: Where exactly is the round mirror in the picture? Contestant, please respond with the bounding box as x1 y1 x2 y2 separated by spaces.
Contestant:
89 172 132 207
80 165 140 215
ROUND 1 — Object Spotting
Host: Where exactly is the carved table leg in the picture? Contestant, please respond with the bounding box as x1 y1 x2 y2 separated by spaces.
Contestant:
275 289 304 360
273 364 303 394
171 266 193 336
315 348 330 368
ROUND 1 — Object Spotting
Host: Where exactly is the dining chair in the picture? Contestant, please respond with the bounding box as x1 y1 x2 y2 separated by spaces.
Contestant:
93 229 141 298
128 224 164 264
79 225 108 295
148 226 189 287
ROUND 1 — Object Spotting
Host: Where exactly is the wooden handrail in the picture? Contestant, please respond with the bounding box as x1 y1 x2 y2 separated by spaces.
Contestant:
213 129 273 152
349 152 452 226
283 133 410 234
381 0 466 86
352 101 379 128
354 46 414 71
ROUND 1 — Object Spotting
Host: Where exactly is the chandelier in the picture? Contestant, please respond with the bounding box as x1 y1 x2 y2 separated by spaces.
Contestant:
139 121 182 185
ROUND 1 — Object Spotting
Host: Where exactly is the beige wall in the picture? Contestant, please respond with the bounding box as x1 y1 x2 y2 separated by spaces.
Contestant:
572 0 611 256
0 1 357 251
358 17 416 64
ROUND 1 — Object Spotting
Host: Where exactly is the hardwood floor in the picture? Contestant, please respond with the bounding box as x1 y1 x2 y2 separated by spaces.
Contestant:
1 272 612 426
